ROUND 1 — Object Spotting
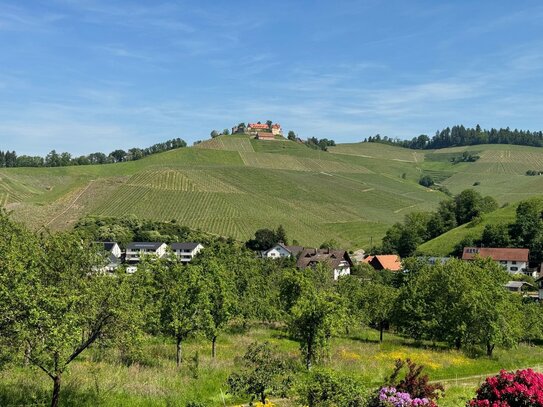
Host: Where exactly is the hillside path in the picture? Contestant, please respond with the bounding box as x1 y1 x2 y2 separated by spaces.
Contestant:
44 180 95 228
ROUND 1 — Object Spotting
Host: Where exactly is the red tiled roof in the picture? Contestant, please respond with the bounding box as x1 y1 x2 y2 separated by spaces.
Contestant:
248 123 269 129
374 255 402 271
271 123 281 128
462 247 529 262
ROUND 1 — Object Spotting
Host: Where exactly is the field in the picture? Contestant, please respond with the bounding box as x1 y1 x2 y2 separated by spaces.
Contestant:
3 136 543 248
1 324 542 407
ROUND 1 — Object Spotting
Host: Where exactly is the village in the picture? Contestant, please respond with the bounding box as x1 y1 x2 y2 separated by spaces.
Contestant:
98 238 543 301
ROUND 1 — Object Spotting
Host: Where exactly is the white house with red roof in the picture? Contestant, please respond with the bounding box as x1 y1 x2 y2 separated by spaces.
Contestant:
462 247 530 275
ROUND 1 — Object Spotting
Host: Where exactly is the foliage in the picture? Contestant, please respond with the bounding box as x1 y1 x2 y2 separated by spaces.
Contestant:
0 138 186 168
294 369 367 407
366 124 543 149
288 288 345 369
0 213 146 407
246 225 289 251
418 175 434 188
305 137 336 151
468 369 543 406
227 342 292 405
394 258 522 356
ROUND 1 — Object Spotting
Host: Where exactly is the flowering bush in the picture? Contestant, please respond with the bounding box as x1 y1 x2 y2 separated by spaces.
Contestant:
468 369 543 406
378 387 437 407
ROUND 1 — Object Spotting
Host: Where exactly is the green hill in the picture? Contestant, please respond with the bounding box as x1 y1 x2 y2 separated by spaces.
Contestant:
3 135 543 248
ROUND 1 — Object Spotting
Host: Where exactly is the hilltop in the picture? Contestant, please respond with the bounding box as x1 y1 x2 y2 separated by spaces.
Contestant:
2 133 543 248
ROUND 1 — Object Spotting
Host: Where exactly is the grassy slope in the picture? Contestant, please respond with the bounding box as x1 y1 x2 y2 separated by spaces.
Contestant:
1 325 542 406
2 137 543 248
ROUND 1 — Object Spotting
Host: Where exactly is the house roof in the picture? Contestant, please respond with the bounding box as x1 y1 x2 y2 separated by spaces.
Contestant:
248 123 269 129
374 255 402 271
271 123 281 128
296 248 353 270
462 247 529 262
126 242 165 250
170 242 201 251
102 242 118 252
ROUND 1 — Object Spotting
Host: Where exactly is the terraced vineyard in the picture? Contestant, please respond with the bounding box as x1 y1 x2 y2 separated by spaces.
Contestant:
2 135 543 248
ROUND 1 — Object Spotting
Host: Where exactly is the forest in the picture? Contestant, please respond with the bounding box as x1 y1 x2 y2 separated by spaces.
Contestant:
366 124 543 149
0 138 187 168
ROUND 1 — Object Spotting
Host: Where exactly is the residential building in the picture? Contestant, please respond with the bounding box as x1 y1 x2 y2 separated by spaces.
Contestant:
505 280 535 294
296 248 353 280
461 247 530 275
271 123 283 135
363 255 402 271
262 243 304 259
93 241 122 273
125 242 168 263
170 242 204 263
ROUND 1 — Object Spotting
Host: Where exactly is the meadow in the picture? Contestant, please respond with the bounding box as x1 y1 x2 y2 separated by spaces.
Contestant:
1 324 541 407
3 136 543 249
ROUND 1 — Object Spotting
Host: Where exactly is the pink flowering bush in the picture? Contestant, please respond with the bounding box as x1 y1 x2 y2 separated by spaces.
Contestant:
468 369 543 407
378 387 437 407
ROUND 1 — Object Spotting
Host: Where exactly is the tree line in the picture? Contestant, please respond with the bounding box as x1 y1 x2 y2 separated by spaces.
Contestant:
460 198 543 264
366 124 543 149
381 189 498 258
0 138 186 168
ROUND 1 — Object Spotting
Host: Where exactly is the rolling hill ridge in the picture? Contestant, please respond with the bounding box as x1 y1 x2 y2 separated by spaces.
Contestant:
2 134 543 249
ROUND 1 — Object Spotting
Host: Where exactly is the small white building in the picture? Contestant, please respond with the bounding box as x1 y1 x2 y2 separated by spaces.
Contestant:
170 242 204 263
262 243 303 259
296 248 354 281
125 242 168 263
462 247 530 275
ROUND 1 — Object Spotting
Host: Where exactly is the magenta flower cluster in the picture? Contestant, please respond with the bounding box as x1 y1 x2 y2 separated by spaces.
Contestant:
378 387 437 407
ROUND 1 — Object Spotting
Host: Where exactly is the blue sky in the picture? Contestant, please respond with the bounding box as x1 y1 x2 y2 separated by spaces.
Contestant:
1 0 543 155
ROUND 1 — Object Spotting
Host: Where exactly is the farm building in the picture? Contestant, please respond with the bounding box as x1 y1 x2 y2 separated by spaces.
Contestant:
363 255 402 271
296 248 353 280
255 132 275 140
462 247 530 275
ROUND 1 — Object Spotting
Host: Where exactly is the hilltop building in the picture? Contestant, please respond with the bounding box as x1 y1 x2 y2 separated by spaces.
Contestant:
232 122 283 136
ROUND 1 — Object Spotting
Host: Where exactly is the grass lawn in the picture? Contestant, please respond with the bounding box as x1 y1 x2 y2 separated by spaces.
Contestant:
2 325 542 406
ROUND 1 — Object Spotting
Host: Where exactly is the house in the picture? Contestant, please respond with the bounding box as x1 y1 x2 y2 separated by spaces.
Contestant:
271 123 283 135
536 276 543 300
93 241 122 273
125 242 168 263
262 243 304 259
170 242 204 263
255 132 275 140
296 248 353 280
363 255 402 271
505 280 535 294
461 247 530 275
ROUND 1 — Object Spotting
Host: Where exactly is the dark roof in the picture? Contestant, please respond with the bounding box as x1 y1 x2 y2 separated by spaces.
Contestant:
107 253 121 265
102 242 118 252
126 242 165 250
296 248 353 270
462 247 529 262
170 242 201 251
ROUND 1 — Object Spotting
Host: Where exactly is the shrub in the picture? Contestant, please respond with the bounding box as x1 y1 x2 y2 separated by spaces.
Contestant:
294 369 367 407
468 369 543 406
368 359 443 407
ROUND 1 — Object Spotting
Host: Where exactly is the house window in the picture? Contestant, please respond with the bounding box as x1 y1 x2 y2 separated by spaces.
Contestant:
512 261 517 265
510 266 518 271
500 261 507 265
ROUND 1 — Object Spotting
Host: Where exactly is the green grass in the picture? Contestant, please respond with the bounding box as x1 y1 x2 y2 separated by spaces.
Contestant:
3 137 543 248
2 325 542 407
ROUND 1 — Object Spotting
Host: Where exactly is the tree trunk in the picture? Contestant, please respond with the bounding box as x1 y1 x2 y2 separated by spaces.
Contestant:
51 375 61 407
176 336 183 367
306 340 312 370
260 391 266 405
211 335 217 359
455 337 461 350
379 321 384 343
486 342 495 357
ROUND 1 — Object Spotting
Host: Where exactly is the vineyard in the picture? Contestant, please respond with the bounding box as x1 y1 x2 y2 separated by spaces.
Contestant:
2 135 543 248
